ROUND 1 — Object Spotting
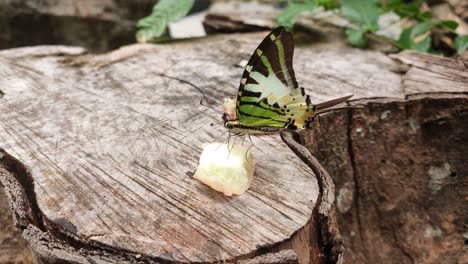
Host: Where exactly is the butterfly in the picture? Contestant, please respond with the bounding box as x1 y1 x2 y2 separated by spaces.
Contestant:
223 26 352 135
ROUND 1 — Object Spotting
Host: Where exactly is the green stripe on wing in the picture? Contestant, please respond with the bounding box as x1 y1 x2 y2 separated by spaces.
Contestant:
235 27 313 130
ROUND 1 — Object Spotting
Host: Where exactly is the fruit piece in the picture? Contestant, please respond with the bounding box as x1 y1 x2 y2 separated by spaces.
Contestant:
194 143 255 196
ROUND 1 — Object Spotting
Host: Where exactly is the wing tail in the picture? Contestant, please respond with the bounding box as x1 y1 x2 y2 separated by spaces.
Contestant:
310 95 358 116
301 95 359 128
313 95 353 111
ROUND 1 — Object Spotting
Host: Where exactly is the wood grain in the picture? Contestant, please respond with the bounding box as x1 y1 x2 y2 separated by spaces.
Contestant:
0 36 321 262
1 28 466 263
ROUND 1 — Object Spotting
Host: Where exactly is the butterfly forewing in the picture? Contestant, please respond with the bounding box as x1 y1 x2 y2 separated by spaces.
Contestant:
236 27 313 129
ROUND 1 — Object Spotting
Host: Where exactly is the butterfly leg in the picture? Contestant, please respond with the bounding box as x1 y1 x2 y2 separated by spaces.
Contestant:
227 131 232 150
245 134 255 161
227 135 237 159
241 134 247 146
212 130 228 145
248 134 256 147
215 131 231 151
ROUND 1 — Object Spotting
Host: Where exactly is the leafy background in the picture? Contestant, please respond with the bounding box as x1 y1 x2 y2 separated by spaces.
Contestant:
136 0 468 56
275 0 466 54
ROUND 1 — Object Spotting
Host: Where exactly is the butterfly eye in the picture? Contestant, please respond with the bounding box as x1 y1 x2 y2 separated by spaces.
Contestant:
222 113 228 121
225 122 234 129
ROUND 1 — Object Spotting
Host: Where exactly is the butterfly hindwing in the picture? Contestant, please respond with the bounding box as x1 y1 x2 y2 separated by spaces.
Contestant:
236 27 313 129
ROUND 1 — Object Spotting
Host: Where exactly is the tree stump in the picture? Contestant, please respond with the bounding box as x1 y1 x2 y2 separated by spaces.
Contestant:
302 52 468 263
0 29 466 263
204 4 468 261
0 33 345 263
0 184 33 263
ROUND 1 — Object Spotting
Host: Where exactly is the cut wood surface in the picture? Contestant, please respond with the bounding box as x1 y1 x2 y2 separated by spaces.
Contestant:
0 29 466 263
0 38 320 262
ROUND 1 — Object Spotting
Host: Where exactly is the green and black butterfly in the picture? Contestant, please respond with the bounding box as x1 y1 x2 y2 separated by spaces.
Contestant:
223 26 352 135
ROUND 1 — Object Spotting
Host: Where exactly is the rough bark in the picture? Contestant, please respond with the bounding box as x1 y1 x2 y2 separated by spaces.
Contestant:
0 182 33 263
305 93 467 264
302 50 467 263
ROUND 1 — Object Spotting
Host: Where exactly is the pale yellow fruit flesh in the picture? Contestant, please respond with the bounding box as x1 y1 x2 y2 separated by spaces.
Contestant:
194 143 255 196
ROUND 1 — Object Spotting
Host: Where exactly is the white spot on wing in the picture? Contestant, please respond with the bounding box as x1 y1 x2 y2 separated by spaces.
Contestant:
246 71 290 106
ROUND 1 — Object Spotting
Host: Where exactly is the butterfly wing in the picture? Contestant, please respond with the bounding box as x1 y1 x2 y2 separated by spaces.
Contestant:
236 27 313 130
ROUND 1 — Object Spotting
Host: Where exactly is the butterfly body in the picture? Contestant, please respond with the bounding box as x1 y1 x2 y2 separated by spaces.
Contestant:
224 27 352 135
225 120 283 135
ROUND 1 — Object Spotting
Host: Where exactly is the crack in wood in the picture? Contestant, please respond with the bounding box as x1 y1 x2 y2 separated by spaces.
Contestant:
280 131 344 264
345 108 364 245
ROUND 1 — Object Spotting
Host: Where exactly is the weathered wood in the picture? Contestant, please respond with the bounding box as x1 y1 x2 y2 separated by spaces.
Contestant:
238 249 298 264
1 26 466 264
301 51 467 263
204 1 275 33
204 3 468 263
0 181 33 263
0 35 324 263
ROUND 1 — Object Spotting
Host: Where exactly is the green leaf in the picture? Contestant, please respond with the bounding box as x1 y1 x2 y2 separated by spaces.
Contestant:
316 0 339 10
419 11 432 21
384 0 418 18
412 21 434 37
341 0 380 32
412 35 431 52
346 28 367 47
136 0 195 43
341 0 380 48
382 0 432 21
277 2 317 30
397 27 412 48
454 35 468 54
397 21 433 52
437 20 458 32
397 20 459 53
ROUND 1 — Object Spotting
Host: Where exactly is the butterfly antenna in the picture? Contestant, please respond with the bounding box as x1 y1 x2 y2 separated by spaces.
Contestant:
241 134 246 146
215 131 230 151
210 120 225 127
199 98 222 111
